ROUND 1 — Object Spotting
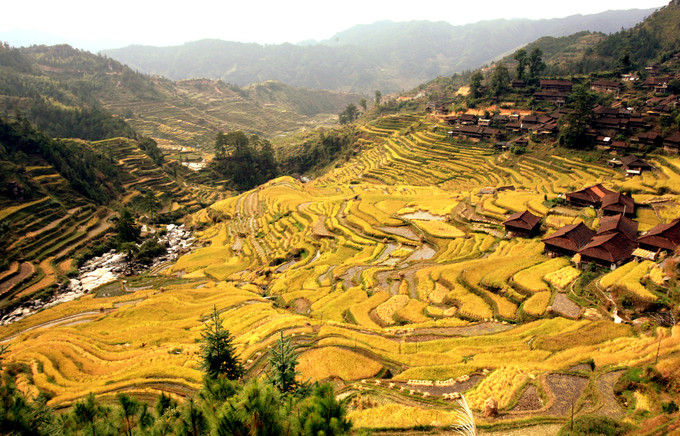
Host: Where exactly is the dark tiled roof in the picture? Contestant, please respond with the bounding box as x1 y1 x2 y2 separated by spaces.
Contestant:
597 213 638 241
620 155 652 169
579 232 636 264
637 218 680 251
542 222 595 253
566 184 614 205
601 192 635 216
503 210 541 231
540 79 573 87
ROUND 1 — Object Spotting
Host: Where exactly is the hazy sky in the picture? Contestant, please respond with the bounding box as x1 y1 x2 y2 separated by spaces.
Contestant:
1 0 669 51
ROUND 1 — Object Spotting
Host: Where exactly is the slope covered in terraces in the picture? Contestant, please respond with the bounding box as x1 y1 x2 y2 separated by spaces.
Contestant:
3 113 680 433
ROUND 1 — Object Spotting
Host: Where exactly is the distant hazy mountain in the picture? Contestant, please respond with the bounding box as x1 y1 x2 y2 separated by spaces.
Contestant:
102 8 656 94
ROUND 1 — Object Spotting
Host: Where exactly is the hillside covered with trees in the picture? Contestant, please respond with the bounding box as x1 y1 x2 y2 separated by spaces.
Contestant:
0 43 361 149
101 8 656 94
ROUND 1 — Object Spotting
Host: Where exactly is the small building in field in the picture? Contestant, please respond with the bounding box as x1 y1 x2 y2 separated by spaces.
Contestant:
620 155 653 175
503 210 541 236
637 218 680 252
542 222 596 257
597 214 638 241
600 192 635 217
578 232 637 269
566 184 613 208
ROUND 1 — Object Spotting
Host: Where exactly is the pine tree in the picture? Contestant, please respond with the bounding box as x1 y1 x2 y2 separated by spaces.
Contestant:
71 392 110 436
296 384 352 436
200 306 244 380
267 331 307 395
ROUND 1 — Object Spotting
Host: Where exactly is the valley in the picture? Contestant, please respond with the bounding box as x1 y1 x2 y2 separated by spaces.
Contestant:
3 112 680 433
2 2 680 434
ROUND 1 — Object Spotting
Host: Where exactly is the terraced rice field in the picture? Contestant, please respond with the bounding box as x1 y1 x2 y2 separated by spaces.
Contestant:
0 138 206 305
3 114 680 430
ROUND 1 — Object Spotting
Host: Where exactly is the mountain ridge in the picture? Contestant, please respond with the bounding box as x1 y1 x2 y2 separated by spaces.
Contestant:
101 8 657 93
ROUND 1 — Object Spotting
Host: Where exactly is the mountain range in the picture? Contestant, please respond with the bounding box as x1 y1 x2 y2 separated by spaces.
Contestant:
102 8 657 94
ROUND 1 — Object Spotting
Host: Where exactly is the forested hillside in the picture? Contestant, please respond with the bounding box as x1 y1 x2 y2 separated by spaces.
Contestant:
0 43 360 148
491 0 680 77
102 8 655 94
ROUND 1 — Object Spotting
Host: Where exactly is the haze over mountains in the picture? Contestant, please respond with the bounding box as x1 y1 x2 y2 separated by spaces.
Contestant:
102 8 657 94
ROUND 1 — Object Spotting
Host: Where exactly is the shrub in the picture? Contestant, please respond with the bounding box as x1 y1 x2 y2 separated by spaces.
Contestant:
662 401 679 414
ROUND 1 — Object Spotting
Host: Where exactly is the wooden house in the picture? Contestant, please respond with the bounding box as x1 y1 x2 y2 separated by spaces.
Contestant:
542 222 596 257
597 214 638 241
458 114 478 125
540 79 573 93
593 117 629 135
454 125 501 140
503 210 541 236
622 72 640 82
664 132 680 153
643 77 672 94
566 184 613 208
632 131 661 147
608 141 628 154
513 137 529 147
578 232 636 268
596 136 613 149
600 192 635 217
590 80 623 94
533 91 568 105
620 155 653 175
637 218 680 252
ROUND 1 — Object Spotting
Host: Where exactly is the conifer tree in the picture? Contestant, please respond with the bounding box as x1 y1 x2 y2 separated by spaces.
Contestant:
267 331 307 396
71 392 110 436
200 306 244 380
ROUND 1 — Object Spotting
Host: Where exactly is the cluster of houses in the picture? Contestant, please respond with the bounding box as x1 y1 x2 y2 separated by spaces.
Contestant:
436 74 680 154
502 184 680 270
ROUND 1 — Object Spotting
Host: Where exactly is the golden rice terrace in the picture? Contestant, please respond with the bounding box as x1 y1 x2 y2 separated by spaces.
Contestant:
3 114 680 431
